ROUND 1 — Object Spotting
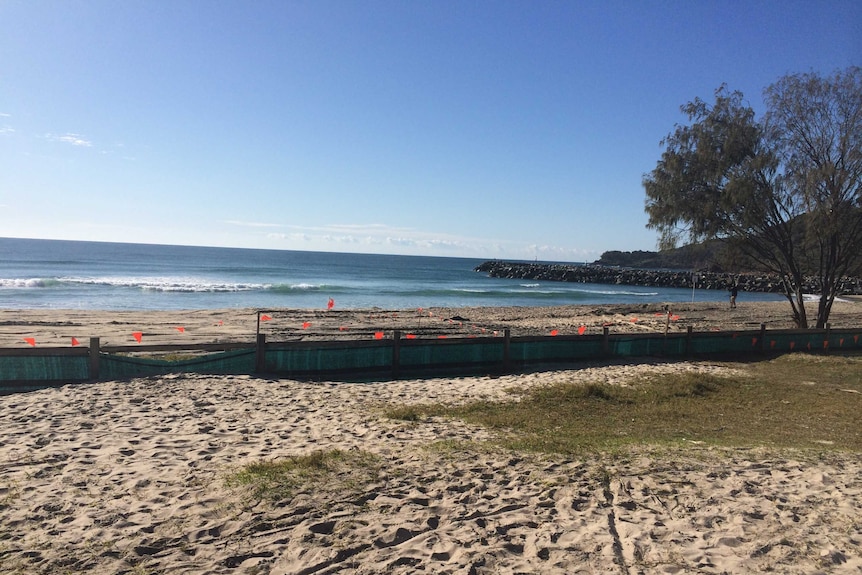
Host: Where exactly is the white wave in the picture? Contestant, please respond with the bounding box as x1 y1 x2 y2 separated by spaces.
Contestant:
0 278 52 288
289 283 322 290
520 283 541 288
803 293 853 303
575 288 660 296
60 276 269 293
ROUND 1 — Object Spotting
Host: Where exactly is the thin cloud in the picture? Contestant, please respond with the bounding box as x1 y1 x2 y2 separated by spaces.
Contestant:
256 221 595 260
48 133 93 147
224 220 283 228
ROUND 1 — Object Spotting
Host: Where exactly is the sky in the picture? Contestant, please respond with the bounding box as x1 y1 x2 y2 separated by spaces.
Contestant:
1 1 859 262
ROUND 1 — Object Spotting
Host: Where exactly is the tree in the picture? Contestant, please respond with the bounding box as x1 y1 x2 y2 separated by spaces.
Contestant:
644 67 862 328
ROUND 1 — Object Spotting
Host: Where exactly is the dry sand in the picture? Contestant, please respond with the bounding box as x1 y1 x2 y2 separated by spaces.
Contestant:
4 300 862 347
1 302 861 574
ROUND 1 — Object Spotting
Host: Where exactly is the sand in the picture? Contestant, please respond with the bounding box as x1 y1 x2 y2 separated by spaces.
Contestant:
5 300 862 347
1 302 861 574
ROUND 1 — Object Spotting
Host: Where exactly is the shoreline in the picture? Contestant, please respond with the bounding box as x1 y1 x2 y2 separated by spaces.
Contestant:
3 300 862 348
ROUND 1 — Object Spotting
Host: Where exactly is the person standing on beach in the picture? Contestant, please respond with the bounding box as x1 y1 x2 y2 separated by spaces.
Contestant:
729 284 738 309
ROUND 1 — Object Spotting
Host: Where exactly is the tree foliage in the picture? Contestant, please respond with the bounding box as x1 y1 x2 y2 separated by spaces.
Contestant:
644 67 862 328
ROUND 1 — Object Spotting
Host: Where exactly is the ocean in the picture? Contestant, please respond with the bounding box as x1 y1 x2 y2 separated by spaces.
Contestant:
0 237 783 310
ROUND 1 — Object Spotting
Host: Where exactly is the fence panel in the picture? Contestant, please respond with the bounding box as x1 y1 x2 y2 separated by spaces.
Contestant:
264 345 392 379
399 340 503 375
510 337 603 365
2 326 862 393
99 350 256 380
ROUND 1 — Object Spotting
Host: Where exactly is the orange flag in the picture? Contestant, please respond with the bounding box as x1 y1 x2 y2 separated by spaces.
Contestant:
71 337 80 346
175 326 185 333
406 333 417 339
302 321 311 329
550 329 559 336
133 332 143 343
260 314 272 322
327 298 334 310
577 326 586 336
23 337 36 347
374 331 384 339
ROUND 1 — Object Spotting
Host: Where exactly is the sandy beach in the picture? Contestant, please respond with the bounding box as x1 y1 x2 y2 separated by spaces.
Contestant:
1 302 861 574
5 300 862 348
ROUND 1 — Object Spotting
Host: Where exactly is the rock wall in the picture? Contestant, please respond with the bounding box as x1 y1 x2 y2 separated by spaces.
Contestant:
474 261 862 295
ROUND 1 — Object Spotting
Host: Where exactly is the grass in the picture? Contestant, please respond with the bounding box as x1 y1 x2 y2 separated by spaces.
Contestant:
387 352 862 454
225 449 381 503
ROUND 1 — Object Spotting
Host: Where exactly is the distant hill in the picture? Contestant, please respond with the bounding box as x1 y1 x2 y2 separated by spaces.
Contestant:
594 243 730 271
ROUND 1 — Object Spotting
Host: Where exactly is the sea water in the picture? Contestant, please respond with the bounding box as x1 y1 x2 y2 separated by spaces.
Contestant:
0 237 783 310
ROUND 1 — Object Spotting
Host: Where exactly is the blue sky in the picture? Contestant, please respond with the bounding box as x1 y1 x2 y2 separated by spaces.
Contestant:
1 1 859 262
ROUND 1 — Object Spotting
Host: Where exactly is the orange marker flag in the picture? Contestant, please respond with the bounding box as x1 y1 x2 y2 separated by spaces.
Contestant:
577 326 586 336
406 333 417 339
260 314 272 322
327 298 334 310
23 337 36 347
339 326 348 331
550 329 559 336
374 331 384 339
630 317 638 323
71 337 80 346
438 335 447 339
133 332 143 343
302 321 311 329
175 326 185 333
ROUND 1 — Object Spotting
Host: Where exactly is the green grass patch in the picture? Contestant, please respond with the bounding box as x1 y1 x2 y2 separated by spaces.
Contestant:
225 449 381 503
388 353 862 455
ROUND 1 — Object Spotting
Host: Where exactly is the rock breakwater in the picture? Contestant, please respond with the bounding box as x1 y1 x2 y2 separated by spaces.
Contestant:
475 261 862 295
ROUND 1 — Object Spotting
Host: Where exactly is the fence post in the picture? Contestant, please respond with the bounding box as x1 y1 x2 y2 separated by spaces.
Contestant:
255 333 267 373
503 329 511 372
685 326 693 356
825 323 831 353
89 337 100 380
392 330 401 379
602 327 610 356
759 324 766 354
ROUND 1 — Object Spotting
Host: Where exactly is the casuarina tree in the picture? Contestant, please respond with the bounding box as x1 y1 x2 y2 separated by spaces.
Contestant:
644 67 862 328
